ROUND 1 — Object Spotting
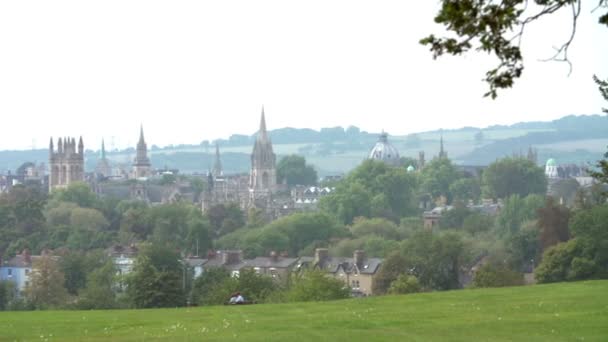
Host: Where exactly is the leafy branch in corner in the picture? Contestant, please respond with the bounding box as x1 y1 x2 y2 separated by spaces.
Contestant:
593 74 608 114
420 0 608 99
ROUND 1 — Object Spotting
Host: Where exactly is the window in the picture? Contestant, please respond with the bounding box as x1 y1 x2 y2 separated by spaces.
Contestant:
25 269 30 275
7 268 12 276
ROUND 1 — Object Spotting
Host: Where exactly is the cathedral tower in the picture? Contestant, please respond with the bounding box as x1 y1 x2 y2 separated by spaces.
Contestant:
249 107 277 193
213 143 223 177
95 139 112 178
132 125 151 178
49 136 85 191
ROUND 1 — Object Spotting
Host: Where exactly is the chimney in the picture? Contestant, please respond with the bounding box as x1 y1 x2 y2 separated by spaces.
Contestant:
222 250 242 265
314 248 329 265
22 249 31 264
270 251 278 262
354 250 366 268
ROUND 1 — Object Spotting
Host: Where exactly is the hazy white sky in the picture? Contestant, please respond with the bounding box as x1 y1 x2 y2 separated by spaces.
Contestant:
1 1 606 151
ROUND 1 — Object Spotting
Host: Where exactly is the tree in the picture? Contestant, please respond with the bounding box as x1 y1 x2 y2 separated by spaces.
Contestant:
471 263 524 288
421 0 608 98
482 157 547 199
51 182 98 208
287 270 350 302
277 155 318 186
373 251 409 294
349 217 401 240
25 255 68 309
449 178 481 203
192 267 232 305
320 160 418 223
388 274 422 294
537 197 570 252
77 260 118 310
420 157 460 202
126 244 185 308
496 194 544 236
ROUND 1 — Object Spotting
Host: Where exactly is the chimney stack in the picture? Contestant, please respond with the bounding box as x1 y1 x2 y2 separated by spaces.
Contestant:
314 248 329 265
270 251 278 262
354 250 366 268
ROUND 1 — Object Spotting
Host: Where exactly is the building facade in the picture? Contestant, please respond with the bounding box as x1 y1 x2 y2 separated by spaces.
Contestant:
49 136 85 191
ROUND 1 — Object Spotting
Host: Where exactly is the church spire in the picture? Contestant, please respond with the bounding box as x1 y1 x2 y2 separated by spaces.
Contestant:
258 106 268 141
101 139 106 159
138 124 145 145
213 143 222 177
439 130 448 159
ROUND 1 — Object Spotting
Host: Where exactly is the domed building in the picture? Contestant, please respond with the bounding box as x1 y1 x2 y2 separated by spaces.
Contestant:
368 132 400 166
545 158 558 178
406 165 415 173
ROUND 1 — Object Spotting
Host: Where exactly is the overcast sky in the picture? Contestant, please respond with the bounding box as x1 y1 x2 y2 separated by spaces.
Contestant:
1 1 606 151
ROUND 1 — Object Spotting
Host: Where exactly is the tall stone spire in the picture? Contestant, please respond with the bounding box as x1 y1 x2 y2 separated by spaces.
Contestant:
101 139 106 159
439 131 447 159
213 143 222 177
259 106 268 141
133 125 151 178
250 107 277 192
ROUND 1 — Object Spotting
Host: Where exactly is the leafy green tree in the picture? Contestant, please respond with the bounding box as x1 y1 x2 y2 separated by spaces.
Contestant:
472 263 524 288
349 217 400 240
496 194 544 236
388 274 422 295
449 178 481 203
192 267 232 305
0 281 10 310
373 251 409 294
25 255 68 309
421 0 608 98
420 157 460 202
462 212 494 234
537 197 570 252
277 155 318 186
401 231 466 291
288 270 350 302
206 203 245 237
439 205 472 230
126 244 185 308
482 158 547 199
70 207 109 231
320 160 418 223
51 182 98 208
506 220 540 270
77 260 118 310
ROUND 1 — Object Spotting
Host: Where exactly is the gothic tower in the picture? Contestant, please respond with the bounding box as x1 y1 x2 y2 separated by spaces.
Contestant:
49 136 85 191
95 139 112 178
438 131 448 159
213 143 223 177
249 107 277 193
132 125 151 179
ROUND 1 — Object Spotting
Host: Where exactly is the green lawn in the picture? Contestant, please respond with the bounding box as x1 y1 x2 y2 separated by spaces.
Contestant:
1 280 607 341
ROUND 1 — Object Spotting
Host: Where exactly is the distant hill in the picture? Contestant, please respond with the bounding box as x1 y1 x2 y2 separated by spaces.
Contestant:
1 114 606 175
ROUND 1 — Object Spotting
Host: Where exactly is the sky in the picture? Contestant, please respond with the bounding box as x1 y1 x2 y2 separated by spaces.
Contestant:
0 1 606 151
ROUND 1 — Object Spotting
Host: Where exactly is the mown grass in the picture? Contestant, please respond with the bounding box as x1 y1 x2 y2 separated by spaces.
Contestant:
1 280 607 341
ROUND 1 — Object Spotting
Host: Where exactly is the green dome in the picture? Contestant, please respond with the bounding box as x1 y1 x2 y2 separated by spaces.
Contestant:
406 165 415 172
546 158 557 167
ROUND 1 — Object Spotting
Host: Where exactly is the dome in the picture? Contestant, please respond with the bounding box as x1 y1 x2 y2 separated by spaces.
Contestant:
406 165 415 172
546 158 557 167
368 132 400 166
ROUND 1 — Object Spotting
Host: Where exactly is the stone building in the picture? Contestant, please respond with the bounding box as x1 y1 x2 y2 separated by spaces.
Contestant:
132 125 152 179
49 136 84 191
249 107 277 197
368 132 400 166
298 248 383 296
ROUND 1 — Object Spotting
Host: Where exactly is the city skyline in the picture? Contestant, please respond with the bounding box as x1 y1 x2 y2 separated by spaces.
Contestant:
1 1 607 150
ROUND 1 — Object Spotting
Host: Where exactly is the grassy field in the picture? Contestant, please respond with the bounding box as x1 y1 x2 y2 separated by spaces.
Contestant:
1 280 607 341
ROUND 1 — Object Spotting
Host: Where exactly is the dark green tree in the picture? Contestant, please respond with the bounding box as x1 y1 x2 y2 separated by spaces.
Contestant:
277 155 318 186
420 157 460 202
482 157 547 199
287 270 350 302
126 244 185 308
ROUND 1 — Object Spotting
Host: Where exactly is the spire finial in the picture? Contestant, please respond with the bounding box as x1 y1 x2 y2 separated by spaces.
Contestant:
259 106 268 139
139 124 145 144
101 138 106 159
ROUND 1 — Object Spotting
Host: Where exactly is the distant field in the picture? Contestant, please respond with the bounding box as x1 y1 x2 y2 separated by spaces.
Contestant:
1 280 606 341
535 138 608 153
